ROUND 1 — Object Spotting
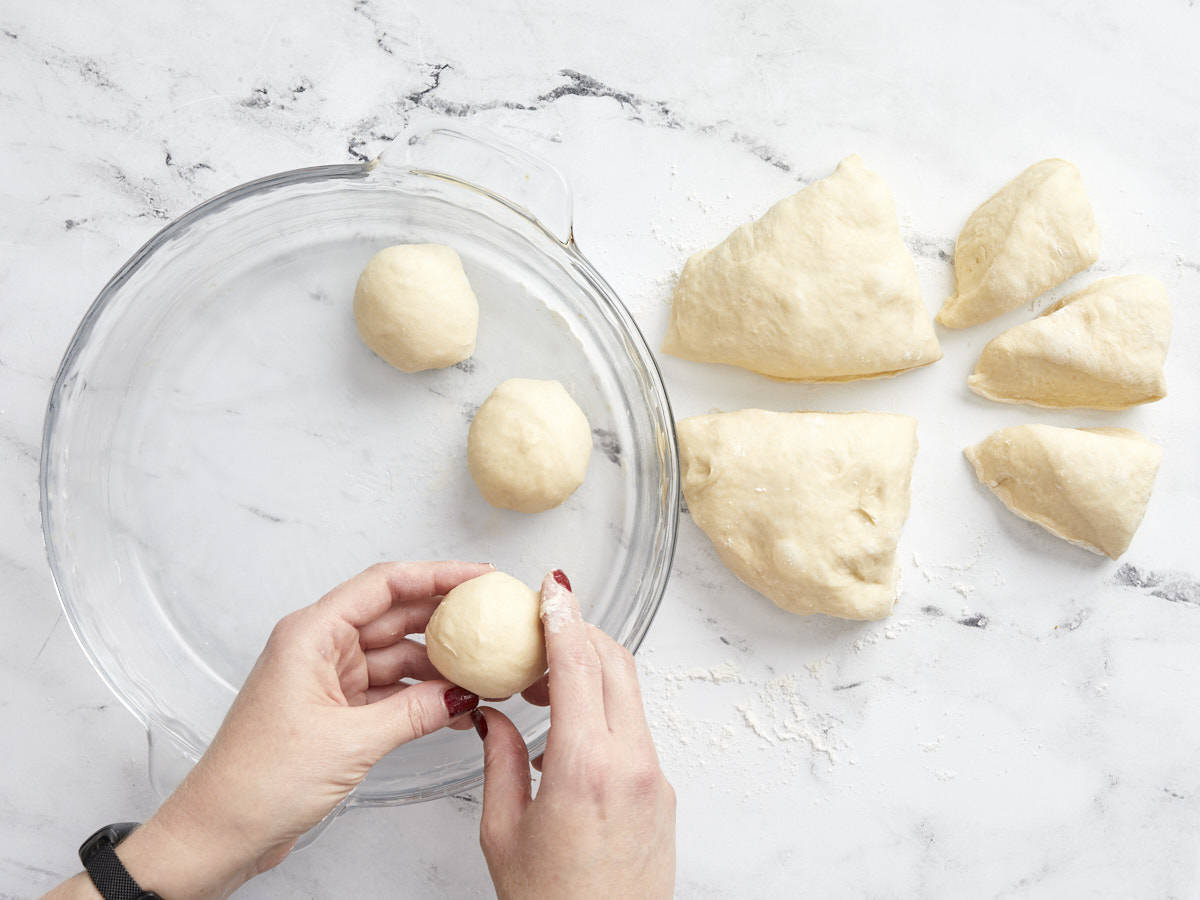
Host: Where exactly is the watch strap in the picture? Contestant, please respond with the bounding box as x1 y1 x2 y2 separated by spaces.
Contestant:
79 823 160 900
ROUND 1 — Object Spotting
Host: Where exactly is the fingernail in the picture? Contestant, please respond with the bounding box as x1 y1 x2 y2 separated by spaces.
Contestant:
470 708 487 740
444 686 479 717
552 569 572 591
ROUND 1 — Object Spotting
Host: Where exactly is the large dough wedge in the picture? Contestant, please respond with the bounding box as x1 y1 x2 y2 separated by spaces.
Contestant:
678 410 918 620
662 156 941 381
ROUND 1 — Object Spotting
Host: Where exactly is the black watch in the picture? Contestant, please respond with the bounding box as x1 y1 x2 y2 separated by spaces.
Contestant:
79 822 160 900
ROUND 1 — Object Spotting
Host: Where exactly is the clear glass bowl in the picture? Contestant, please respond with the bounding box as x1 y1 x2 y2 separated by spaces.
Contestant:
40 128 678 812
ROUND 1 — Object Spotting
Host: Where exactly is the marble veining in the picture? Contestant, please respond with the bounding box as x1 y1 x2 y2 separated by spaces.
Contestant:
1112 562 1200 606
3 0 1199 897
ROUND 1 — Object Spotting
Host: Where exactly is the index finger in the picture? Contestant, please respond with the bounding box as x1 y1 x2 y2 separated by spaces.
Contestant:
318 560 495 628
540 570 605 738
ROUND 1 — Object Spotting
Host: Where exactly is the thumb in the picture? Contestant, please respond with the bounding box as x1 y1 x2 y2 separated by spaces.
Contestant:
355 680 479 761
477 707 532 851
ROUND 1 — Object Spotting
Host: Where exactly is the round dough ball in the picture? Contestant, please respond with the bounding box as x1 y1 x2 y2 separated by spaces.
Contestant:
468 378 592 513
425 571 546 698
353 243 479 372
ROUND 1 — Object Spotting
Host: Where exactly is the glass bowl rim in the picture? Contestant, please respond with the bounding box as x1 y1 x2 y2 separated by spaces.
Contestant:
39 146 680 803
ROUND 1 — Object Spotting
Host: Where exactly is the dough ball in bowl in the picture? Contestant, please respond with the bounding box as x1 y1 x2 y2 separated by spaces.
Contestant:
353 243 479 372
425 570 547 698
468 378 592 513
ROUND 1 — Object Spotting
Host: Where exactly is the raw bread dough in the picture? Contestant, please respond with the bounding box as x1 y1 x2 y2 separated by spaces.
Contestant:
661 155 941 381
468 378 592 513
968 275 1170 409
353 244 479 372
425 571 546 698
964 424 1161 559
937 159 1100 329
677 410 918 620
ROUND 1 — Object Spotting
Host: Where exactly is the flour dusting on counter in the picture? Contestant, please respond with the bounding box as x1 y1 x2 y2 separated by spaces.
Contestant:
640 657 850 790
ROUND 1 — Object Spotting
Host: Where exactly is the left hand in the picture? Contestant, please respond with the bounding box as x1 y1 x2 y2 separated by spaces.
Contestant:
111 560 490 899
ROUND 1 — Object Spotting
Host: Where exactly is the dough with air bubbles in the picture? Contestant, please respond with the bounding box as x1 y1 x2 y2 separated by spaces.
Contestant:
468 378 592 513
677 409 918 620
968 275 1170 409
937 159 1100 329
662 155 941 381
354 244 478 372
965 424 1161 559
425 571 546 698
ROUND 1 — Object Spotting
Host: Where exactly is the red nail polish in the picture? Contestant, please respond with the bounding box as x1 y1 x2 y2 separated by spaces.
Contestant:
444 687 479 717
552 569 571 591
471 708 487 740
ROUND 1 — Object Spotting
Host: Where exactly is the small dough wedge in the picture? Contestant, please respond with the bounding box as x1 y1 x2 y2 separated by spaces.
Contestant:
968 275 1171 409
662 155 941 381
677 410 918 620
964 424 1161 559
938 159 1100 329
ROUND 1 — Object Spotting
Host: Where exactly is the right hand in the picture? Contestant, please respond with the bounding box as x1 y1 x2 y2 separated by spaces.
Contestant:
473 571 676 900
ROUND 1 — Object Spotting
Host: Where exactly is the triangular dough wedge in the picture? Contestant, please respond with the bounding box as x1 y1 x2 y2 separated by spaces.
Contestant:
964 425 1161 559
678 410 918 620
968 275 1170 409
662 156 941 381
938 159 1100 329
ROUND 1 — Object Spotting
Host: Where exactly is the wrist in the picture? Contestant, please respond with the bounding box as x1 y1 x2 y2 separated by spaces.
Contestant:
115 800 258 900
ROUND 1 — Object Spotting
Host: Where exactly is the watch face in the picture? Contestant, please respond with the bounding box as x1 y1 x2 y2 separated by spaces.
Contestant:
80 821 141 860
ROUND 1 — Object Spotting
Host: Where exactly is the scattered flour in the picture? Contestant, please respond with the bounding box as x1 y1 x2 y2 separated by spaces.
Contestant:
852 617 912 652
640 658 850 791
932 539 985 573
805 657 830 680
737 704 775 743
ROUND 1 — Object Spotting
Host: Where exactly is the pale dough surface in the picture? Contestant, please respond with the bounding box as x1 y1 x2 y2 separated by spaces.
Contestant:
662 155 941 381
353 243 479 372
969 275 1171 409
964 424 1161 560
468 378 592 513
938 159 1100 329
677 409 918 621
425 570 547 698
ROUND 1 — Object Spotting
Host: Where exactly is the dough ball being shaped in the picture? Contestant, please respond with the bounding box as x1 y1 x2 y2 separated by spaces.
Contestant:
353 244 479 372
678 409 918 620
968 275 1170 410
937 159 1100 329
662 155 942 381
425 571 547 698
965 424 1161 559
468 378 592 513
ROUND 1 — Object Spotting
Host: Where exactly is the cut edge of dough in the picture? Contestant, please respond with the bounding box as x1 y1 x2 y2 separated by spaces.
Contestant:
965 367 1167 411
661 342 945 383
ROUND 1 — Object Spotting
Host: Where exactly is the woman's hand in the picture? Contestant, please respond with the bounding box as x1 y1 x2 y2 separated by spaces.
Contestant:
104 561 490 899
475 571 676 900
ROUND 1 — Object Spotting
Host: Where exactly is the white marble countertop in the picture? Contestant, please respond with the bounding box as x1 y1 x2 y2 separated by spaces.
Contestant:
3 1 1199 896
